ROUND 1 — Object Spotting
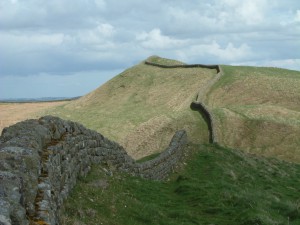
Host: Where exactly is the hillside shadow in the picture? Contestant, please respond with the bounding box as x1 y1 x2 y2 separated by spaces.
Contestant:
190 102 213 143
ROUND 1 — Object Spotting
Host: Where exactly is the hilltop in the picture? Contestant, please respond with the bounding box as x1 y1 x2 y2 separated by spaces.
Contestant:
43 56 300 163
43 56 217 159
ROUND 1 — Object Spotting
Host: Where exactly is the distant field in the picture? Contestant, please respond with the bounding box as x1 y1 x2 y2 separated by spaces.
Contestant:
0 101 67 133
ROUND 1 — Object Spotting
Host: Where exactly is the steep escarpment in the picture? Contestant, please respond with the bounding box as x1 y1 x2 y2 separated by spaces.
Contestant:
0 116 187 225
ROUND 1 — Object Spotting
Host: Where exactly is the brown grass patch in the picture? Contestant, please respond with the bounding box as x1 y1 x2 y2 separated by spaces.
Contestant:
0 101 67 133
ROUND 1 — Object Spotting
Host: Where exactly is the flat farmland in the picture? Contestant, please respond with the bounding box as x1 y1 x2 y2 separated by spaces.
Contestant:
0 101 67 133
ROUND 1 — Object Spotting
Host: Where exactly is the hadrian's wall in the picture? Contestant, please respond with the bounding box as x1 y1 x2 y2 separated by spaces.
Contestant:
144 60 222 143
144 60 220 72
0 116 187 225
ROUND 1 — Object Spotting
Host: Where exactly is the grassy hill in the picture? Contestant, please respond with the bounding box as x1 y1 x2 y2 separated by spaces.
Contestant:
42 56 300 163
206 66 300 162
43 56 216 159
36 56 300 224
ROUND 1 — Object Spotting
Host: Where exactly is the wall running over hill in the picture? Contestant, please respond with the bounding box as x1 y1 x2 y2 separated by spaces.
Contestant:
144 60 222 144
0 116 187 225
145 61 220 73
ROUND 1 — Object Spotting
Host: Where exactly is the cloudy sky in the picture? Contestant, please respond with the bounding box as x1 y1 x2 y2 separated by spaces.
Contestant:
0 0 299 99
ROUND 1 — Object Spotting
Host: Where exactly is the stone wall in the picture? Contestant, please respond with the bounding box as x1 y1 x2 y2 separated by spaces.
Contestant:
191 66 223 144
190 101 218 143
145 60 220 72
145 60 222 144
135 130 187 180
0 116 187 225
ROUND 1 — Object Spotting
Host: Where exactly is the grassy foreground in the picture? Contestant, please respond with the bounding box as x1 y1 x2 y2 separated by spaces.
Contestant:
62 144 300 225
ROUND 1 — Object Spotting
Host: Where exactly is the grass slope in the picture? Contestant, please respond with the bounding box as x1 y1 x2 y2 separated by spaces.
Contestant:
43 56 216 159
40 57 300 163
39 57 300 224
206 65 300 162
62 144 300 225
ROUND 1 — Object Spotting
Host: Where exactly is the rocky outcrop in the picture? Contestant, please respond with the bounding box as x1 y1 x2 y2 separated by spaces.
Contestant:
0 116 187 225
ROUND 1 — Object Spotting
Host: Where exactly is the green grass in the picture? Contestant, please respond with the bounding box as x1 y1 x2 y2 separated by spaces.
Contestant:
40 58 300 224
146 55 186 66
2 56 300 224
209 65 300 107
62 144 300 225
41 57 216 159
136 152 161 163
206 65 300 162
39 57 300 162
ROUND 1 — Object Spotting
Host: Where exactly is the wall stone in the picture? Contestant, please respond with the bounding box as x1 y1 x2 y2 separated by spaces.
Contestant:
134 130 187 180
0 116 187 225
190 101 218 143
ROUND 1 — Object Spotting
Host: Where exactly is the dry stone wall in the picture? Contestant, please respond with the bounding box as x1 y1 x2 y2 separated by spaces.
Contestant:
134 130 187 180
191 66 223 144
0 116 187 225
145 60 222 144
145 60 220 72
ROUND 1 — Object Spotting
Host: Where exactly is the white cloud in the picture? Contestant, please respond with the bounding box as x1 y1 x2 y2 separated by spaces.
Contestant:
0 32 65 49
94 0 106 9
219 0 268 25
0 0 300 98
177 41 253 63
76 23 115 46
136 28 187 49
0 0 107 30
166 7 217 29
295 10 300 22
212 42 252 61
237 1 266 25
97 23 115 37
